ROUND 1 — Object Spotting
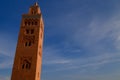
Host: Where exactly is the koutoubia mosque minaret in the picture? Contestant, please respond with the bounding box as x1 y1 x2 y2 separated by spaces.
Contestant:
11 2 44 80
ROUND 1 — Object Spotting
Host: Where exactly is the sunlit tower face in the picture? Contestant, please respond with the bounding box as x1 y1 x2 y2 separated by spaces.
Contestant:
11 2 44 80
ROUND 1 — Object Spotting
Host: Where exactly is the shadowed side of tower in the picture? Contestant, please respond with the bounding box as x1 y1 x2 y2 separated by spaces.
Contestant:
11 2 44 80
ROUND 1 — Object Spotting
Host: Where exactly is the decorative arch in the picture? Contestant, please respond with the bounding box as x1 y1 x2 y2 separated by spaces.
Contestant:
21 57 32 70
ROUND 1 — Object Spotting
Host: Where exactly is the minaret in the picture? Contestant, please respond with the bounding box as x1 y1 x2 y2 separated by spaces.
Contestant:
11 2 44 80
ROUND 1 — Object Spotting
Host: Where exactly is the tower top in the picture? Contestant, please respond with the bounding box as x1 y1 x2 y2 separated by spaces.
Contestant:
34 2 38 6
28 2 41 14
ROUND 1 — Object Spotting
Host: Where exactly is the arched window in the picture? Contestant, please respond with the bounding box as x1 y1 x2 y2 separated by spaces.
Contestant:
32 22 34 26
26 29 29 34
25 41 32 47
22 64 25 69
25 22 27 26
25 42 28 47
32 11 34 14
22 60 31 70
31 29 34 34
28 22 30 25
28 41 31 46
35 21 38 25
26 63 29 69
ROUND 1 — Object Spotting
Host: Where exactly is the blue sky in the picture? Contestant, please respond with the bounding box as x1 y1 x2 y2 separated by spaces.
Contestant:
0 0 120 80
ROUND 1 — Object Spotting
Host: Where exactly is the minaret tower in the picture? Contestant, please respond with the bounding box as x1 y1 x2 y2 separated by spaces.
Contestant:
11 2 44 80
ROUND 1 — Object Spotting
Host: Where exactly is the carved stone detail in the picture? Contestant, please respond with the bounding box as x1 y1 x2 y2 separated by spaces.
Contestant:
23 35 35 43
20 57 32 70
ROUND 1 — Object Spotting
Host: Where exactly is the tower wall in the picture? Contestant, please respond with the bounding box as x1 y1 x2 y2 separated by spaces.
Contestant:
11 3 44 80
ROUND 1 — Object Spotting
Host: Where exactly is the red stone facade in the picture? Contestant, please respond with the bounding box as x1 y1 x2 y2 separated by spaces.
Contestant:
11 2 44 80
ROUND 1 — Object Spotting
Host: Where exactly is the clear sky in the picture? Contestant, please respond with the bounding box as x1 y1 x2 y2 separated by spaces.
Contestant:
0 0 120 80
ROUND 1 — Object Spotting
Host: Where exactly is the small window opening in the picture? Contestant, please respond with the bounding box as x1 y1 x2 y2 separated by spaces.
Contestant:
32 22 34 25
26 64 29 69
22 60 31 70
31 29 34 34
28 64 31 69
28 42 31 46
26 29 29 34
22 64 25 69
35 21 37 25
25 41 32 47
28 22 30 25
25 22 27 26
25 42 28 47
32 11 34 14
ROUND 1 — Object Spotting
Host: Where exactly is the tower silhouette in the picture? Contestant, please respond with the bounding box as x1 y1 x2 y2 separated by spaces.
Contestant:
11 2 44 80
